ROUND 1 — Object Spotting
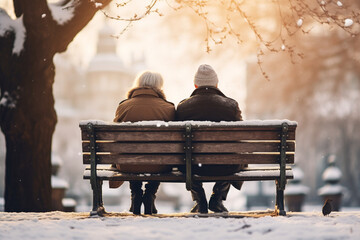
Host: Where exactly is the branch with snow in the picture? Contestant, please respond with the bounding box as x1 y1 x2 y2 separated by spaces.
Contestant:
0 92 17 109
48 1 76 25
0 10 26 55
48 0 112 53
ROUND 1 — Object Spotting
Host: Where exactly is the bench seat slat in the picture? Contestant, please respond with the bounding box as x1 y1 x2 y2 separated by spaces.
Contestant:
82 141 295 153
193 154 294 164
82 153 294 164
83 169 294 182
85 165 292 171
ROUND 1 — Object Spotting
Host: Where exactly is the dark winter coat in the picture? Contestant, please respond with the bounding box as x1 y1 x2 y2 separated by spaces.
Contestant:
113 87 175 174
176 86 243 122
176 86 245 177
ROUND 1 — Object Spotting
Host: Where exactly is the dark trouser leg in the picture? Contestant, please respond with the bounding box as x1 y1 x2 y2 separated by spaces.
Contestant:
129 181 143 215
209 181 231 212
190 181 208 214
143 181 160 215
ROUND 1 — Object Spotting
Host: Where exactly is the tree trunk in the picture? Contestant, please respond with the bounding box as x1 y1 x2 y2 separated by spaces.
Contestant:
4 115 56 211
2 45 57 211
0 0 111 212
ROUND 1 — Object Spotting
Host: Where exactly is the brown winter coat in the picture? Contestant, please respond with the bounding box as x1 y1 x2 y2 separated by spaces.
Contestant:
176 86 245 178
113 87 175 174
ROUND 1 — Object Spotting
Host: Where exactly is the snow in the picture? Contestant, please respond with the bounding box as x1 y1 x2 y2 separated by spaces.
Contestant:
285 166 310 195
285 184 310 195
51 176 69 189
48 2 75 25
322 166 342 181
94 2 103 8
79 119 298 127
62 198 77 207
51 154 63 167
90 0 103 9
318 184 344 196
0 11 26 55
0 211 359 239
297 18 303 27
344 19 354 27
84 169 117 178
292 167 304 181
0 92 17 108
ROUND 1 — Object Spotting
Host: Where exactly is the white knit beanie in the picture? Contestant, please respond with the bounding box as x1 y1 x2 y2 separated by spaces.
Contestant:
194 64 218 87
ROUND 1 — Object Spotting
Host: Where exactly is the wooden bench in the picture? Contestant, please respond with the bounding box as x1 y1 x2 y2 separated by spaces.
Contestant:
80 120 297 216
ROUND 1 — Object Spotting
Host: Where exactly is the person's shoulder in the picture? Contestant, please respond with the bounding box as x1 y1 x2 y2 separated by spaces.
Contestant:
164 100 175 106
178 98 188 104
118 98 130 105
217 89 238 104
176 97 193 108
119 99 128 104
225 96 239 104
226 97 240 109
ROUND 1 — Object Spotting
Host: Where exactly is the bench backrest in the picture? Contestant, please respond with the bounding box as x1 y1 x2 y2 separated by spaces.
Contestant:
80 120 297 166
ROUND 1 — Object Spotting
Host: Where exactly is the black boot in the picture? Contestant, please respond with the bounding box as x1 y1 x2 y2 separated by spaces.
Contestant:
209 181 230 213
129 181 143 215
143 181 160 215
190 181 208 214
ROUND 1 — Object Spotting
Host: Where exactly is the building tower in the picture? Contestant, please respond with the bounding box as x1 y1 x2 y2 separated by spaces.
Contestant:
86 21 134 120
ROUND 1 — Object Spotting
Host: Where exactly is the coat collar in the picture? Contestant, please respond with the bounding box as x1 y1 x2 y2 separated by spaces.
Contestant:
127 87 166 100
190 86 226 97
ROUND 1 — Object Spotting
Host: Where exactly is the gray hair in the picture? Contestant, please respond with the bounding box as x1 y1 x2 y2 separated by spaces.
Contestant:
133 71 164 89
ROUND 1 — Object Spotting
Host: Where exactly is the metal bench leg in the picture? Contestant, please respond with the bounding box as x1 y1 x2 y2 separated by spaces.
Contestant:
275 181 286 216
90 179 105 217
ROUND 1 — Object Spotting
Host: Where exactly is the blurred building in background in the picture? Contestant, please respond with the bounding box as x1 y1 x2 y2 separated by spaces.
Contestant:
245 31 360 207
50 21 138 206
85 22 134 120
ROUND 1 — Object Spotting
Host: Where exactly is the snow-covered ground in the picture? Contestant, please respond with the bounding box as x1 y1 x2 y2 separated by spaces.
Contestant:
0 210 359 240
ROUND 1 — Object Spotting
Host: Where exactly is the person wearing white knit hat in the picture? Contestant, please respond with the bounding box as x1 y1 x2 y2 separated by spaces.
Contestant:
176 64 245 214
194 64 219 87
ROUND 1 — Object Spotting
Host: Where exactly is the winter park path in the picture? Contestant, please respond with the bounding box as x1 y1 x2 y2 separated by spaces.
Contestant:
0 211 359 239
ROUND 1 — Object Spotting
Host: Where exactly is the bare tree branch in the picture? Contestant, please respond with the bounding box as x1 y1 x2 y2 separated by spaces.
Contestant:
104 0 158 21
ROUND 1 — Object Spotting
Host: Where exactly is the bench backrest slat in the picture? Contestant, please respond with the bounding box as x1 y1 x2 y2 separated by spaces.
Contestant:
82 153 294 165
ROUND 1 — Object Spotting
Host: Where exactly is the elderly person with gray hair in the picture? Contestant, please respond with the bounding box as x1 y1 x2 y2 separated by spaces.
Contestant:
111 70 175 215
176 64 245 214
